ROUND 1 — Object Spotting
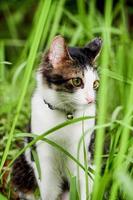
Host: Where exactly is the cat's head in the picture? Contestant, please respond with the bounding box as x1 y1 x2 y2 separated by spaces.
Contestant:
37 35 102 112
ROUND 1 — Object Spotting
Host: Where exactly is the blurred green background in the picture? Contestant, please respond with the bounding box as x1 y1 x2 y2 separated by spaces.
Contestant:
0 0 133 199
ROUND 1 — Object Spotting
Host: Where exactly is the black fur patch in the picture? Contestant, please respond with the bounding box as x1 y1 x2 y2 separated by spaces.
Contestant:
68 47 92 68
61 177 69 192
88 131 95 161
45 74 69 85
12 154 37 193
88 130 111 174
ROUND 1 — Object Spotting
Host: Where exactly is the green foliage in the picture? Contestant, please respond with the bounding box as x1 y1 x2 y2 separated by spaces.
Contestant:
0 193 8 200
70 176 79 200
0 0 133 199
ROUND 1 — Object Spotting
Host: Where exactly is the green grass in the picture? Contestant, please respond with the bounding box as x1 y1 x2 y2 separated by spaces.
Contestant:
0 0 133 199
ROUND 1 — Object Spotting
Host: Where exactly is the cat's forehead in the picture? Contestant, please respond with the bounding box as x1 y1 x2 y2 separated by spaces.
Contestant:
42 53 95 82
51 46 93 78
53 65 83 79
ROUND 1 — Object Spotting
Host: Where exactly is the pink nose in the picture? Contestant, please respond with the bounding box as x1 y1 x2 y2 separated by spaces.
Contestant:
86 97 94 104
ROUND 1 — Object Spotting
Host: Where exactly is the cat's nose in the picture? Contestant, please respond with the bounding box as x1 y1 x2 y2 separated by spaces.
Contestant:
86 97 94 104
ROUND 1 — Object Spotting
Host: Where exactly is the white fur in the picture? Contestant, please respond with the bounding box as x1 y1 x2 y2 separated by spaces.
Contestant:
19 192 37 200
26 67 98 200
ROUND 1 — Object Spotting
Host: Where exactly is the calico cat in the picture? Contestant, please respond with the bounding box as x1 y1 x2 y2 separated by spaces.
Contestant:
12 35 102 200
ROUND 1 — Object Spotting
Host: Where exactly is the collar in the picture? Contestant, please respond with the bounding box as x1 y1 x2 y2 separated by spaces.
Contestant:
43 99 74 120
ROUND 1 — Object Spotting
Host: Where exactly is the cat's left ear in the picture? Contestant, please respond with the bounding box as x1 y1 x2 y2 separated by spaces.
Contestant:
48 35 72 68
84 37 102 62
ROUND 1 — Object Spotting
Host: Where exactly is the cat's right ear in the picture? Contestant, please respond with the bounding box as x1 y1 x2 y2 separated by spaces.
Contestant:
47 35 72 68
85 37 102 62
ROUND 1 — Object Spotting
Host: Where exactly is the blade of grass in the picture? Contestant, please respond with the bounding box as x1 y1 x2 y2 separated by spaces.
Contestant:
82 117 89 199
3 3 18 39
13 0 44 71
70 176 79 200
0 0 52 173
0 41 5 82
70 25 83 46
77 0 86 27
109 46 133 200
109 1 133 197
46 0 66 48
92 1 113 199
31 148 41 180
39 2 57 50
0 193 7 200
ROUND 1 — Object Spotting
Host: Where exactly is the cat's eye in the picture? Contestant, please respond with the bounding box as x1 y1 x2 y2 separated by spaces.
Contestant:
93 80 100 90
71 77 82 87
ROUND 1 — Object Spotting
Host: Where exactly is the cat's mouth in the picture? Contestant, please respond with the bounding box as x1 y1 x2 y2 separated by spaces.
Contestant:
71 99 96 107
85 97 95 104
76 101 96 108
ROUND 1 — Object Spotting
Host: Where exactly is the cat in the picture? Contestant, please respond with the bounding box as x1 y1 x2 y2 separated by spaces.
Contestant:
12 35 102 200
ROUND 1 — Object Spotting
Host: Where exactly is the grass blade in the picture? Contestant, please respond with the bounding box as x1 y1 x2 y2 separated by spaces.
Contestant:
0 0 52 173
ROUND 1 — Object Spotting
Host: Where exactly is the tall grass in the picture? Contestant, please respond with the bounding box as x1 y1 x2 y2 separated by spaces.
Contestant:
0 0 133 199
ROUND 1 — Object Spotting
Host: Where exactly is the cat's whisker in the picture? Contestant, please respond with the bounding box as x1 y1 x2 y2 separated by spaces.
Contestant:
54 99 78 110
54 100 71 107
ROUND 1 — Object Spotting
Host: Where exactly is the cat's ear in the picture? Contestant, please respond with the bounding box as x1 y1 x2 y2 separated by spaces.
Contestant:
84 37 102 62
48 35 72 68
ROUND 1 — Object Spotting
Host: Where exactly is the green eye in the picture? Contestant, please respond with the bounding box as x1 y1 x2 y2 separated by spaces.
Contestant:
93 80 100 90
71 77 82 87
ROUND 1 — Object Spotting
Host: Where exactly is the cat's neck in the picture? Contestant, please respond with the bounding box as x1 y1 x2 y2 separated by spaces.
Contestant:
43 98 76 114
43 99 75 120
34 90 96 119
31 91 96 136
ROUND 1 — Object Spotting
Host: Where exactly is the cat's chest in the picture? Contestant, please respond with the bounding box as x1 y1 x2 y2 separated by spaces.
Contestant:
31 93 95 141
